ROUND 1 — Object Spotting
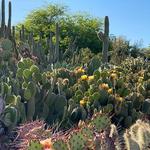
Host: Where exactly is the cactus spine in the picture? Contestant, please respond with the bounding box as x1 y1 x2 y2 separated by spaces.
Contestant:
97 16 109 63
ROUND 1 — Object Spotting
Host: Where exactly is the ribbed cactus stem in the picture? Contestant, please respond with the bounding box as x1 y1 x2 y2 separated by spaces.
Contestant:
8 1 12 38
1 0 5 37
4 24 7 38
12 26 15 39
22 25 25 41
104 16 109 37
28 32 33 46
19 30 22 40
47 32 54 63
55 22 60 62
97 16 109 64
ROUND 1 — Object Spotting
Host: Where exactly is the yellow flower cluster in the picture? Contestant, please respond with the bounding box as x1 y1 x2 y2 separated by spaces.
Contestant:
88 75 94 81
80 75 95 81
110 73 118 80
107 88 113 94
81 75 88 80
75 67 85 74
115 95 123 102
80 97 89 106
99 83 109 90
80 99 86 106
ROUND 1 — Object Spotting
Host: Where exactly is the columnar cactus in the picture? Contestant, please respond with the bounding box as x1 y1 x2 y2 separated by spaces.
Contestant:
0 0 5 37
97 16 109 64
21 25 25 41
0 0 12 38
7 1 12 38
55 23 60 62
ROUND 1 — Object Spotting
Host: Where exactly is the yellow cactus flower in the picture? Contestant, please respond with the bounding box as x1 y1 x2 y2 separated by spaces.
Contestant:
138 77 144 82
81 75 88 80
40 138 53 150
88 75 94 81
107 88 113 94
78 68 85 73
80 100 86 106
99 83 109 90
116 96 123 102
110 73 118 80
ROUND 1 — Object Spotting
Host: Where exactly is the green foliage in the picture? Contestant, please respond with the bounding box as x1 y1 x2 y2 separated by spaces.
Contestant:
18 4 102 53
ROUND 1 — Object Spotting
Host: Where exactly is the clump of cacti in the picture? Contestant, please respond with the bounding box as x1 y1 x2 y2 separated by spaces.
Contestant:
9 115 150 150
1 1 150 150
0 0 12 38
10 112 117 150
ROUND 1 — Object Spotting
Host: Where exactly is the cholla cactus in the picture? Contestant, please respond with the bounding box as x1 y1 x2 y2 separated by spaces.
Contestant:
124 119 150 150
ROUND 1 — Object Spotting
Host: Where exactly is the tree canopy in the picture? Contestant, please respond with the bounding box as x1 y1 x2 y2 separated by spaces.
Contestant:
18 4 103 53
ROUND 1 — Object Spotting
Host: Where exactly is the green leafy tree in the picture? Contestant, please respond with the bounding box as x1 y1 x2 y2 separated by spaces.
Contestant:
17 4 103 53
59 14 103 53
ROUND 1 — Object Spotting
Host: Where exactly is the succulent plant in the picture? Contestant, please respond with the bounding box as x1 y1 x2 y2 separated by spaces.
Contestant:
124 119 150 150
97 16 109 64
53 139 68 150
28 140 43 150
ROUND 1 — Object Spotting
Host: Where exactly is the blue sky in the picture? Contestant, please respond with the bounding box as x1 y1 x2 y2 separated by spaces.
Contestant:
3 0 150 47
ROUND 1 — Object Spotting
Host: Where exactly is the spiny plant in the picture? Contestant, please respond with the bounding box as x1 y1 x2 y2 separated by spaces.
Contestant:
124 119 150 150
0 0 12 38
10 112 117 150
9 120 52 150
97 16 109 64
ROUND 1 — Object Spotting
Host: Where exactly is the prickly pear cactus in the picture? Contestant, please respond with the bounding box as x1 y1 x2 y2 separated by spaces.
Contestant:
90 113 111 131
2 106 18 129
53 139 68 150
142 98 150 115
68 131 86 150
80 126 94 139
28 140 42 150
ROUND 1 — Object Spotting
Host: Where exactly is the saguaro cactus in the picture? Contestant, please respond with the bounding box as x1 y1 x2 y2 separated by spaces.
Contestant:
0 0 5 37
97 16 109 64
0 0 12 38
7 1 12 38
